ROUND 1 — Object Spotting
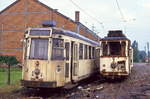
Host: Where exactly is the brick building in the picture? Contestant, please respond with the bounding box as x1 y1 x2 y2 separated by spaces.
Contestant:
0 0 100 62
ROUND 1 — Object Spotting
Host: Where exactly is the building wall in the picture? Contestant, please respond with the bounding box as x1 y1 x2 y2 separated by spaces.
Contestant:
0 0 99 62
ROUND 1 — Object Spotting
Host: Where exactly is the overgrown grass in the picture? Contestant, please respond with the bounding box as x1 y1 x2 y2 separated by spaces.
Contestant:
0 67 22 92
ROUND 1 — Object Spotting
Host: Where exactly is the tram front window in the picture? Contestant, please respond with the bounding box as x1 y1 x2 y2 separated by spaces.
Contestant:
29 38 48 60
102 42 126 56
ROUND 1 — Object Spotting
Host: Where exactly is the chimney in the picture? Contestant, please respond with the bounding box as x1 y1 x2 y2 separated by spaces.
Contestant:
75 11 80 22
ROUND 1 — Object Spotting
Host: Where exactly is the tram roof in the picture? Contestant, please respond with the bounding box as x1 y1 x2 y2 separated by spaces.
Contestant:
101 37 129 41
29 27 100 46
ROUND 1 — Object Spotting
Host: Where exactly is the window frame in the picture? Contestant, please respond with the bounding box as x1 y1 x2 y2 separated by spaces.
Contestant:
29 38 49 60
79 43 83 59
51 38 65 60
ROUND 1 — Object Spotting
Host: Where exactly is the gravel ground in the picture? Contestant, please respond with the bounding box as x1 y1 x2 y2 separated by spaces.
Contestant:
0 63 150 99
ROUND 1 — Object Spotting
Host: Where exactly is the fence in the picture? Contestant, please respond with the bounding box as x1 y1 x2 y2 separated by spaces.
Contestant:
0 67 22 88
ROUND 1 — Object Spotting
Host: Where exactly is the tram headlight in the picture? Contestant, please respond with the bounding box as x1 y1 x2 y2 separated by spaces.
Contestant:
34 68 40 75
56 65 61 73
35 61 39 67
111 63 117 69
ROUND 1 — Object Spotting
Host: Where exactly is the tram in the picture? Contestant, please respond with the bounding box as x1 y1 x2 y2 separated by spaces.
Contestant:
99 30 133 79
21 27 100 88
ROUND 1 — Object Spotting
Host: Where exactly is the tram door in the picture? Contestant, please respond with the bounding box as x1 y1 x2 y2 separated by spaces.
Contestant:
71 41 78 82
65 42 70 82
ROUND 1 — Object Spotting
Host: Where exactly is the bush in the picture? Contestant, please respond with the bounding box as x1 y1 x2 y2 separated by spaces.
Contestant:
0 55 19 66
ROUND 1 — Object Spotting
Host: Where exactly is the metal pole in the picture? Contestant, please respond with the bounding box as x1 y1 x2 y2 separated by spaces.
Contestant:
144 46 147 63
147 42 149 63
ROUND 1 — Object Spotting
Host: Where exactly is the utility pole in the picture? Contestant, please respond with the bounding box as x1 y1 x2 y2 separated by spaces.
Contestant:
147 42 150 64
92 24 95 32
144 46 147 62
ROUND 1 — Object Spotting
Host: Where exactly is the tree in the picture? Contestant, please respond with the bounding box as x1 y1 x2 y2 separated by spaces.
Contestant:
0 55 19 85
132 41 139 62
139 51 146 62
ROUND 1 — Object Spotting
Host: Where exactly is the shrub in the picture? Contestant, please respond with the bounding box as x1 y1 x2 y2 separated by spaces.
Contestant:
0 55 19 66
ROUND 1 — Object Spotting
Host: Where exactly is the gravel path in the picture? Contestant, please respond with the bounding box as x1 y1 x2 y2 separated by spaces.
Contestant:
0 63 150 99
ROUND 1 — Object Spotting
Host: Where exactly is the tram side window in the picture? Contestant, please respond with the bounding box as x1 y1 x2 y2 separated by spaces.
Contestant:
65 42 70 60
79 43 83 59
65 63 69 77
89 46 92 59
52 38 64 60
92 47 95 59
84 45 88 59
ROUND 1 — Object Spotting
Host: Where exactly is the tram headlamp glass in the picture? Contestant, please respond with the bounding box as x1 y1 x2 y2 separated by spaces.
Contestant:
56 65 61 72
35 61 39 67
103 64 106 67
34 68 40 75
111 63 117 69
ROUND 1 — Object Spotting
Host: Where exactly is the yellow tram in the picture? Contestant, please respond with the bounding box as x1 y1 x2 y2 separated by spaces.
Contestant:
21 27 100 88
99 30 133 78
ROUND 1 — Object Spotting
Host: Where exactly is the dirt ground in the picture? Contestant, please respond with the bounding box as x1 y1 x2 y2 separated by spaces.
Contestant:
0 63 150 99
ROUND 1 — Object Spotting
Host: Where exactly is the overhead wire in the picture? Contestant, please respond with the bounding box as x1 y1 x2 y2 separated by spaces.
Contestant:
68 0 105 34
115 0 126 22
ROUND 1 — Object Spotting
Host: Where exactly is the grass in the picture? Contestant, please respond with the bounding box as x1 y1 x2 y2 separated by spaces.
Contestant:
0 67 22 93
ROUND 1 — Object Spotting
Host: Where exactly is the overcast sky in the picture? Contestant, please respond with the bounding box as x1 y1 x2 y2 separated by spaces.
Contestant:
0 0 150 50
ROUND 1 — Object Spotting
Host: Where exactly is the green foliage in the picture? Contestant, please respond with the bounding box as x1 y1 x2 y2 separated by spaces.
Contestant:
132 41 139 62
0 68 22 87
139 51 146 62
0 55 19 66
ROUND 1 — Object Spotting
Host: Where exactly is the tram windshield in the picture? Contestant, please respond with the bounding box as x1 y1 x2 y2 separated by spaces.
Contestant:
102 41 126 57
29 38 48 60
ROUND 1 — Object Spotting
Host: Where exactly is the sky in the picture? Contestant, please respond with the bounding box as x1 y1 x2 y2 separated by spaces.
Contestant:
0 0 150 50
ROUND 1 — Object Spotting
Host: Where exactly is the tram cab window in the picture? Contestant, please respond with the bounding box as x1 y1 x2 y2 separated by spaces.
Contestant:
102 41 126 56
29 38 48 60
109 42 121 55
52 38 64 60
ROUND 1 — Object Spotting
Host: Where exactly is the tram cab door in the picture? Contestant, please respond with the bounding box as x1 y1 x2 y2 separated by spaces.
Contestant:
71 41 79 83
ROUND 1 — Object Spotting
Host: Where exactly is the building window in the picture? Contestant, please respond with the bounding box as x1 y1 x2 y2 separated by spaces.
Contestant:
52 38 64 60
79 43 83 59
84 45 88 59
